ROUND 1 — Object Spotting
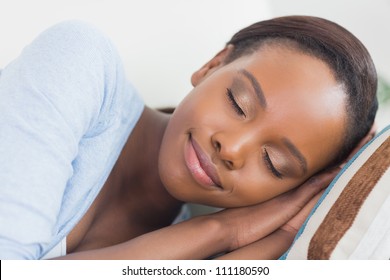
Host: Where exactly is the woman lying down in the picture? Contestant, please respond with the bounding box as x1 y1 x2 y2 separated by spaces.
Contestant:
0 15 377 259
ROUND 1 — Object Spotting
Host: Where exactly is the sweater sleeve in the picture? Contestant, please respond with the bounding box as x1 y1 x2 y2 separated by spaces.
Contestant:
0 21 126 259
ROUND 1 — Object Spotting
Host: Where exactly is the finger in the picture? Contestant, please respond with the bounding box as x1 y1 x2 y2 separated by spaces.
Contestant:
281 191 323 234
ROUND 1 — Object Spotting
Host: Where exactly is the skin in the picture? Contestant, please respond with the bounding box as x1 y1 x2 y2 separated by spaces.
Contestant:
64 43 348 259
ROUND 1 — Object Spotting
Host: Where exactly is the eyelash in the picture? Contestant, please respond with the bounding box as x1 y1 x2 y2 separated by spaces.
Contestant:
226 88 246 117
263 148 283 179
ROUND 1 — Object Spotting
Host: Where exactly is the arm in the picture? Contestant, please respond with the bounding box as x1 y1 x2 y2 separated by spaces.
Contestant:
56 167 337 260
57 215 228 260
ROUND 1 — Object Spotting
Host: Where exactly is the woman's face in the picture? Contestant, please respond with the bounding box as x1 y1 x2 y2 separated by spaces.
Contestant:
158 45 346 208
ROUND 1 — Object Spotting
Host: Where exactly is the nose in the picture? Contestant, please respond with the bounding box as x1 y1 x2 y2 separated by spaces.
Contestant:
211 130 253 170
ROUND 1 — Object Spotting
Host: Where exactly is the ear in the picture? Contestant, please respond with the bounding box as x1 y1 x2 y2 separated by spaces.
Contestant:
191 44 234 86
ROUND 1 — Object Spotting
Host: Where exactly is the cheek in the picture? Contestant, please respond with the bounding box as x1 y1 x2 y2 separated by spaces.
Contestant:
169 94 209 130
158 94 212 200
232 167 303 206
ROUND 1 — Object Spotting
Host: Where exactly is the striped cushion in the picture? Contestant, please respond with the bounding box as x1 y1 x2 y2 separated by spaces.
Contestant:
283 124 390 259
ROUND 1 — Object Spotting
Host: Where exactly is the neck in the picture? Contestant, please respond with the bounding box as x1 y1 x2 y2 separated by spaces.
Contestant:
113 106 183 212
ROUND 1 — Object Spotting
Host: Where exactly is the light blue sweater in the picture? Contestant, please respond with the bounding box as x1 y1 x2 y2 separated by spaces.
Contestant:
0 21 144 259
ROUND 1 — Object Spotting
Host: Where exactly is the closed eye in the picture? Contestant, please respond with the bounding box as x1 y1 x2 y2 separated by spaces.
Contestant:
263 148 283 179
226 88 246 117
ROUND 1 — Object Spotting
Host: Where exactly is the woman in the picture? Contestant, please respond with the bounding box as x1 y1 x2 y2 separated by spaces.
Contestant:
0 16 377 259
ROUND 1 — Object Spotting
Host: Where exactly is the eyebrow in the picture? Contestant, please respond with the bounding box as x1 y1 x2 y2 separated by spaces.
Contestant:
238 69 267 109
282 138 308 175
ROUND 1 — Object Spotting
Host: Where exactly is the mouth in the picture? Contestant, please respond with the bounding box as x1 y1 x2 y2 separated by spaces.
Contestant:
184 134 223 190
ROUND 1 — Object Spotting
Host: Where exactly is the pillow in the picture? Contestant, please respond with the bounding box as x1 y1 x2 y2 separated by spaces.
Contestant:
282 124 390 259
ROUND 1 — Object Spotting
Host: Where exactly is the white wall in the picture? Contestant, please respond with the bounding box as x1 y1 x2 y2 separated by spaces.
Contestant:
0 0 272 108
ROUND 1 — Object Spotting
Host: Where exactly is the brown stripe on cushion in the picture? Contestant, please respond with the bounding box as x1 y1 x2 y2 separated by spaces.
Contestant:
308 136 390 259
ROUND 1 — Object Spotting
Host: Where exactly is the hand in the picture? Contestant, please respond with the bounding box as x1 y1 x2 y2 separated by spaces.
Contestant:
211 166 341 252
214 167 340 260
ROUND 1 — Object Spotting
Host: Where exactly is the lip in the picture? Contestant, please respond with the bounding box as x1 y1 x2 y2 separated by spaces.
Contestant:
184 135 223 190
